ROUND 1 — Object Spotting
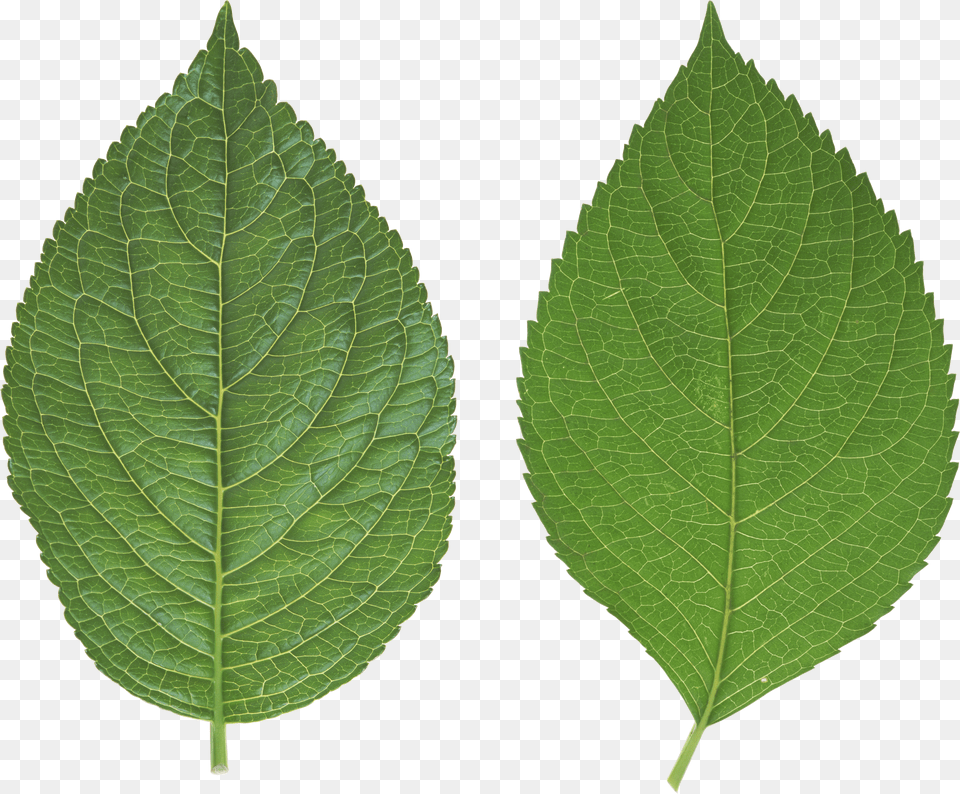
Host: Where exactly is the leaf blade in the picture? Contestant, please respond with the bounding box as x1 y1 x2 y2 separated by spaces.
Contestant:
517 2 956 785
3 0 456 764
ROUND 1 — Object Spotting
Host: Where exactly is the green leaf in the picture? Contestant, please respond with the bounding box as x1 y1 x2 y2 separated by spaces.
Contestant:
516 3 956 788
3 2 455 773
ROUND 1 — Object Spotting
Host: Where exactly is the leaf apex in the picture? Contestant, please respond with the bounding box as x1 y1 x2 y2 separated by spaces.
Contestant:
208 2 240 51
699 1 728 47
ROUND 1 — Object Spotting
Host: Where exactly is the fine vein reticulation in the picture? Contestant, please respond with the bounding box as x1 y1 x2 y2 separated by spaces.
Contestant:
3 3 455 772
517 4 956 789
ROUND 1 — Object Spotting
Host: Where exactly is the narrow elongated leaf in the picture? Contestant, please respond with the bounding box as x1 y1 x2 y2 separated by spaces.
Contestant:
517 3 956 788
3 2 455 772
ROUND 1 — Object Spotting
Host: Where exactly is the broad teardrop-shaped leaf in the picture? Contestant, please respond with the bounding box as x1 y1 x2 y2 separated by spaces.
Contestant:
517 3 956 788
3 2 455 773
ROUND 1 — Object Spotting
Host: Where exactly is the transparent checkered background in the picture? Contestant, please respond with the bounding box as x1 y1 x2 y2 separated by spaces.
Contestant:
0 0 958 790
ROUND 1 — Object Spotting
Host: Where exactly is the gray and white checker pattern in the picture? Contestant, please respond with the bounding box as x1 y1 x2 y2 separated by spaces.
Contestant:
1 0 958 790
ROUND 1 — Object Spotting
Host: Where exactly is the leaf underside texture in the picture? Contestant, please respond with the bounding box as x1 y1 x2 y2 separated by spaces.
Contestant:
3 1 456 736
517 3 956 783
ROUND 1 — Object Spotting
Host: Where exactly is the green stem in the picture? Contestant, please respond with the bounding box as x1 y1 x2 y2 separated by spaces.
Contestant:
667 715 709 791
210 716 228 774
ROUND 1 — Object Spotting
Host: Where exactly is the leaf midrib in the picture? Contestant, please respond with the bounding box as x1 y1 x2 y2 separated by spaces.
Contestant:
704 16 736 730
213 42 227 735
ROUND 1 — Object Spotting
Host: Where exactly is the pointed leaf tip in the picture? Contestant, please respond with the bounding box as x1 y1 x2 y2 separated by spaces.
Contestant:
699 1 728 47
208 2 240 50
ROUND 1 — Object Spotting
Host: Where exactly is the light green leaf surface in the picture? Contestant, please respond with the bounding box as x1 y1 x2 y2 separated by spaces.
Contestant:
516 3 956 788
3 3 455 772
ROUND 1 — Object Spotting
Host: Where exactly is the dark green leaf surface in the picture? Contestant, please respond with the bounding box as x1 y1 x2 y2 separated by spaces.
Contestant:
3 2 455 767
516 3 956 787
